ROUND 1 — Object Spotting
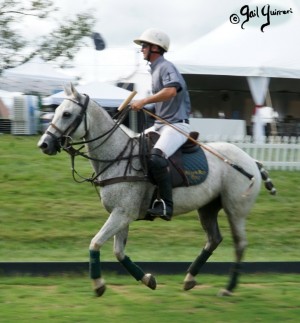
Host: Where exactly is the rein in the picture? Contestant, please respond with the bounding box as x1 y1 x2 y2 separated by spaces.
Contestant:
48 97 148 186
66 134 146 185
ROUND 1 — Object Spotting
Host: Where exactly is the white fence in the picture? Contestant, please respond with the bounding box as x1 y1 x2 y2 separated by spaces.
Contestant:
202 136 300 171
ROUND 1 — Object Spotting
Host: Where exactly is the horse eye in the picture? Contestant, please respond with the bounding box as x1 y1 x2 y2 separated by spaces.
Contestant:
63 111 71 118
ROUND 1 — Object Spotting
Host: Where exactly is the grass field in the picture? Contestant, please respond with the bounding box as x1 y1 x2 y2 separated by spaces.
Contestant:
0 274 299 322
0 135 299 322
0 135 299 262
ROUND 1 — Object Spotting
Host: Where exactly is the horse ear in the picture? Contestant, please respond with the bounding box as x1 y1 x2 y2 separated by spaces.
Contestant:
70 83 81 101
64 83 73 96
64 83 81 101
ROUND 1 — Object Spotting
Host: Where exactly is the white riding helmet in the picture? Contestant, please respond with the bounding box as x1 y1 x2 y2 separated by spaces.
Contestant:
134 28 170 52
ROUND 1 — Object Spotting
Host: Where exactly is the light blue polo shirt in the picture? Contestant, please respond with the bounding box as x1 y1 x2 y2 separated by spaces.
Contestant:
150 56 191 124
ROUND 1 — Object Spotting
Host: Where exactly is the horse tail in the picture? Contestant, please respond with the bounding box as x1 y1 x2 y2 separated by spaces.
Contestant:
256 161 277 195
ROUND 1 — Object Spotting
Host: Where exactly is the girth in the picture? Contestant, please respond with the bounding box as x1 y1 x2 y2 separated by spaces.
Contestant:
94 176 148 187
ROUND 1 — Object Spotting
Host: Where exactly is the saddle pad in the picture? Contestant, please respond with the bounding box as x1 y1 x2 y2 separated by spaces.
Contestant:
182 147 209 186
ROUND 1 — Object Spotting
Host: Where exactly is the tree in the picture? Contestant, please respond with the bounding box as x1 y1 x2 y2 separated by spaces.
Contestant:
0 0 96 74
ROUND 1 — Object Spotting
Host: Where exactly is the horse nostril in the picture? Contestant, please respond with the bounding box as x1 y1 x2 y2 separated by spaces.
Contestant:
39 142 48 149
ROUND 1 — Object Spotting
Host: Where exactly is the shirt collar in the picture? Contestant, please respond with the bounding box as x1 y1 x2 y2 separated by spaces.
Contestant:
150 55 164 70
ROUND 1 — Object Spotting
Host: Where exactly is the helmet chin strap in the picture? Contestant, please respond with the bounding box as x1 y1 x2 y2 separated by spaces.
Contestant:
146 44 162 61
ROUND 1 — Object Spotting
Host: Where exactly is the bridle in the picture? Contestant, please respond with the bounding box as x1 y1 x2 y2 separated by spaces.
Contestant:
46 95 148 186
46 94 90 151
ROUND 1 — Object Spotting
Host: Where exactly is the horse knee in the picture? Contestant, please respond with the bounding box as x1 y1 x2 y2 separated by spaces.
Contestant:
89 240 101 251
204 236 223 252
114 250 125 262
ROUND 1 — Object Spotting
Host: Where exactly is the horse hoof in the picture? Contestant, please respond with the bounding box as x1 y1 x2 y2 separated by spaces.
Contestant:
218 289 233 297
183 280 197 291
147 275 157 290
94 285 106 297
142 273 157 290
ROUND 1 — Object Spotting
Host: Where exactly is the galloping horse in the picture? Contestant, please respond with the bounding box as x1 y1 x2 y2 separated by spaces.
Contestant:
38 84 276 297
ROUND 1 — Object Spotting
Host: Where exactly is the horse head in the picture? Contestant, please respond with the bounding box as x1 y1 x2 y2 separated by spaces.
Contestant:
38 83 90 155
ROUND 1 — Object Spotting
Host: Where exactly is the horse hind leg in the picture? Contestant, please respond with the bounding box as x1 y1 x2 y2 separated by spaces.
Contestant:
218 208 248 297
184 197 223 291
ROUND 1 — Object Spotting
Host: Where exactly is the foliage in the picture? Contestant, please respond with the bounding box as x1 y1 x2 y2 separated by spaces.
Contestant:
0 0 96 73
39 13 96 62
0 135 299 262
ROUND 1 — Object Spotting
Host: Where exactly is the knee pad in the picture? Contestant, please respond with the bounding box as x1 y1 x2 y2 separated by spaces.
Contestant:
148 148 168 170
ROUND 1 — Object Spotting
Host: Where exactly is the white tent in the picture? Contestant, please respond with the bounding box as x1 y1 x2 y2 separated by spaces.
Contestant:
43 81 141 107
0 56 76 95
169 0 300 141
170 0 300 79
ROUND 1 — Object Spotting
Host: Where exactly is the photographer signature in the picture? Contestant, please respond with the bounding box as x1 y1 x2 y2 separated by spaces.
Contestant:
230 4 293 32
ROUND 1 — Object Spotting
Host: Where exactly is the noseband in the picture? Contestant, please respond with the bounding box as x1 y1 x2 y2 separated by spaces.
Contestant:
46 94 90 150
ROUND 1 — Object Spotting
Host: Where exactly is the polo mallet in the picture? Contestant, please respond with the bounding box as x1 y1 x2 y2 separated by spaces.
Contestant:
118 91 255 187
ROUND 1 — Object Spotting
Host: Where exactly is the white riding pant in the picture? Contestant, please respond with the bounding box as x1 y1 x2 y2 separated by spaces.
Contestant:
145 122 190 158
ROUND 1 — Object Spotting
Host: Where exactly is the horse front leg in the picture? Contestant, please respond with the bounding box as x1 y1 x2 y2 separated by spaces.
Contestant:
114 227 157 290
89 207 133 297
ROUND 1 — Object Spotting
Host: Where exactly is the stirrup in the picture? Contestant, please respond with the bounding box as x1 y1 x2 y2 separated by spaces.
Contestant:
151 199 167 216
147 199 172 221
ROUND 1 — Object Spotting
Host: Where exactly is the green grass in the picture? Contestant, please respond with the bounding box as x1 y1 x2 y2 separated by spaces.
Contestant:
0 135 299 262
0 135 299 322
0 274 299 322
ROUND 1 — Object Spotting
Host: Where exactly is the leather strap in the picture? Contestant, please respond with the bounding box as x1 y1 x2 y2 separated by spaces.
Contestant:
94 176 149 187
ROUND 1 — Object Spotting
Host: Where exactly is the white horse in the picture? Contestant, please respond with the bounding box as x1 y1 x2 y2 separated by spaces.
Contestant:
38 84 276 297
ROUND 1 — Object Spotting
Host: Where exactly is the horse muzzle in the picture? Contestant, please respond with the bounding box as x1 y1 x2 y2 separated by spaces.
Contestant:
37 133 61 155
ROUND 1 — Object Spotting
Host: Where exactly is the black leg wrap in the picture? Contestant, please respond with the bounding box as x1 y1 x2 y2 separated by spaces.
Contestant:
188 249 212 276
120 255 145 281
226 263 241 291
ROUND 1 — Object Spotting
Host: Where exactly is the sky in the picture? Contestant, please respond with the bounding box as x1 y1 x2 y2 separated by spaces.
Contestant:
48 0 243 49
16 0 300 85
18 0 245 83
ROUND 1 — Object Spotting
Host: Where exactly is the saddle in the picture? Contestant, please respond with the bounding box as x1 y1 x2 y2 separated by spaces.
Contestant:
145 131 208 188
